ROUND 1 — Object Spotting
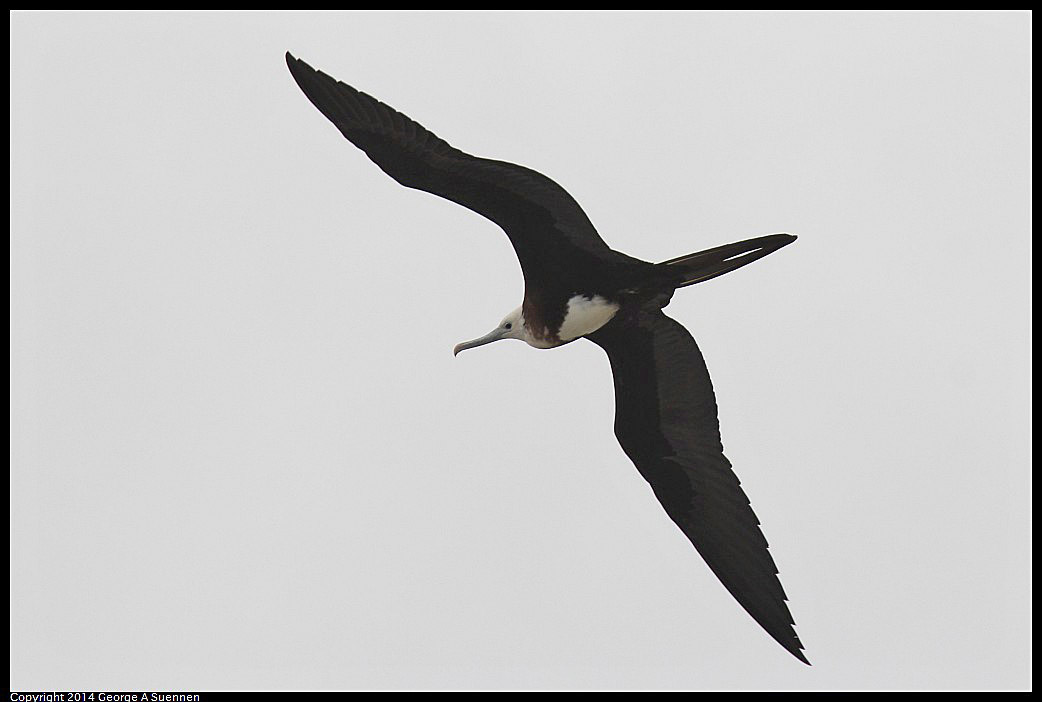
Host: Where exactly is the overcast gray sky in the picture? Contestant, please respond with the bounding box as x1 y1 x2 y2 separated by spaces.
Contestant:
10 11 1031 691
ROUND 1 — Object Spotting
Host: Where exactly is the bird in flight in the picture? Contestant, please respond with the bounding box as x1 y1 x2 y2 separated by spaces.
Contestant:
286 52 808 664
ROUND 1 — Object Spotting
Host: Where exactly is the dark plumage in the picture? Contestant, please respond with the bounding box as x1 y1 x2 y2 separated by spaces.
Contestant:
286 52 806 664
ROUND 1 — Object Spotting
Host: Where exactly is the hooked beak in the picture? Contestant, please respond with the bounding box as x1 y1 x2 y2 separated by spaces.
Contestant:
453 327 508 356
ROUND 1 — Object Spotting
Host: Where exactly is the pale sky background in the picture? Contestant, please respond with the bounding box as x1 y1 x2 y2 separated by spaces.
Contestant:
10 11 1031 691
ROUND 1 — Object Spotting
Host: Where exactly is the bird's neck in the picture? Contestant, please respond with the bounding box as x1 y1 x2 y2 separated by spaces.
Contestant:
522 293 620 347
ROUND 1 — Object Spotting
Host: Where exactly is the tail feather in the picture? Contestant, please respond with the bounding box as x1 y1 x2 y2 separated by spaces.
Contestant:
662 233 796 288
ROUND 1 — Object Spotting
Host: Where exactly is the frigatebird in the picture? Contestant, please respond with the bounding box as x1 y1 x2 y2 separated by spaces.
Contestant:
286 53 808 665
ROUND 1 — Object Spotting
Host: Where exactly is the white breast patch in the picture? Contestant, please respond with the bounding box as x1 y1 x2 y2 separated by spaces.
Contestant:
557 295 620 342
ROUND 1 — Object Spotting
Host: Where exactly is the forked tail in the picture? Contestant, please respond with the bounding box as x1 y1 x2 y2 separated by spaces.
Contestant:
660 233 797 288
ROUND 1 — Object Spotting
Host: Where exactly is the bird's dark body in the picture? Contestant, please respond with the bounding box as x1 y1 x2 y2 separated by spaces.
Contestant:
522 260 675 346
286 53 807 664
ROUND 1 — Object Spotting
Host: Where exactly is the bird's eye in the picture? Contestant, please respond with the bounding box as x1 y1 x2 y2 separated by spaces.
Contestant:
504 323 512 329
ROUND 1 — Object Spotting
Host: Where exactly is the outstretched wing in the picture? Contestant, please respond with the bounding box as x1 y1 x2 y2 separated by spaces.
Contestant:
588 307 808 664
286 53 619 280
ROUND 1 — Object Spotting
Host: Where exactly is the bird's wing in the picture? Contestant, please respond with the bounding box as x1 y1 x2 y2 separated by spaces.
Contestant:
286 53 618 279
587 307 808 664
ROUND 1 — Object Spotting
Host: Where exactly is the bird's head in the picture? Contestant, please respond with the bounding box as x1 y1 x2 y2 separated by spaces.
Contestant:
453 307 529 356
